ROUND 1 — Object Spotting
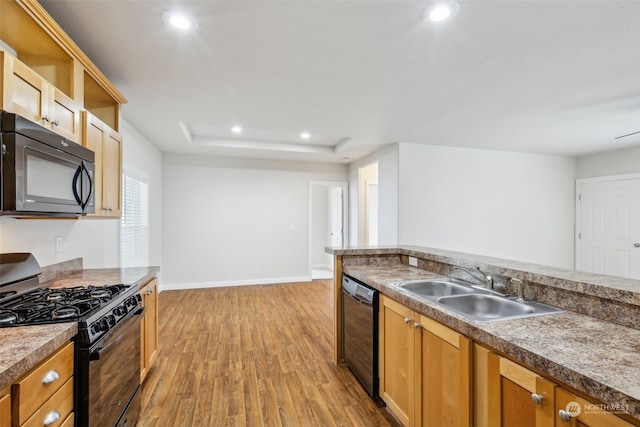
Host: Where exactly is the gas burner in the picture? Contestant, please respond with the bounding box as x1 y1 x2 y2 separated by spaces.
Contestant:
46 291 67 302
52 306 80 320
90 289 111 299
0 310 17 325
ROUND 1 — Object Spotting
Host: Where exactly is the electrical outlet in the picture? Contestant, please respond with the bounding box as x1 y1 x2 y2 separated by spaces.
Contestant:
55 236 64 253
409 256 418 267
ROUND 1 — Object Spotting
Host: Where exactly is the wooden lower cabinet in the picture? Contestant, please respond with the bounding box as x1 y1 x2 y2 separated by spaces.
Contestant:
476 344 639 427
140 277 159 382
476 344 556 427
0 387 10 427
11 341 74 427
379 296 472 427
380 296 415 426
555 388 636 427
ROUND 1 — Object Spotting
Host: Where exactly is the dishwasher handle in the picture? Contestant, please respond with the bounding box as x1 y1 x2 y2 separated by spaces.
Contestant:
346 291 374 308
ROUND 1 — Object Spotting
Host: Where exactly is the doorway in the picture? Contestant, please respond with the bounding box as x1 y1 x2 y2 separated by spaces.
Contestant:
309 181 348 279
358 163 379 246
575 173 640 279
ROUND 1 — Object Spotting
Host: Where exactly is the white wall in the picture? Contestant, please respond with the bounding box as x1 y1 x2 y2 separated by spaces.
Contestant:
348 144 399 245
0 119 162 270
398 143 576 268
120 120 163 268
161 154 348 288
576 146 640 179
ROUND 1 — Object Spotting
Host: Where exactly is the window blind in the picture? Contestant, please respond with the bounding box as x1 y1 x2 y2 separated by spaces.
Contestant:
121 174 149 267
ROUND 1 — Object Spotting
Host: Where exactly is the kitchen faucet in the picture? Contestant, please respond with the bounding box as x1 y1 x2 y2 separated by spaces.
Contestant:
453 266 494 289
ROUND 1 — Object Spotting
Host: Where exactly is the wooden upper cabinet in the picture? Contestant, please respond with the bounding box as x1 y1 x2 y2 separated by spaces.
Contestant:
83 111 122 217
0 0 126 131
1 52 80 142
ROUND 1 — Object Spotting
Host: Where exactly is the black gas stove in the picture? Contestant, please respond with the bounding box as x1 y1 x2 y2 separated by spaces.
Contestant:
0 253 141 346
0 252 144 427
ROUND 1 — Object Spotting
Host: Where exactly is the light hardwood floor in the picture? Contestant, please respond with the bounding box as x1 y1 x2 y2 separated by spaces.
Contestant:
138 279 398 427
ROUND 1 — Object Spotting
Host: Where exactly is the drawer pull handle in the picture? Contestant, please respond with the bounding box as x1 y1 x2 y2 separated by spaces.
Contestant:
558 409 571 422
531 393 543 404
43 409 60 426
42 370 60 385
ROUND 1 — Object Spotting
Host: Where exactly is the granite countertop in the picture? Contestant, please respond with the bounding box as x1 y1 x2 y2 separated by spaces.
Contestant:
343 264 640 421
328 245 640 306
0 323 77 390
0 266 159 391
42 266 160 289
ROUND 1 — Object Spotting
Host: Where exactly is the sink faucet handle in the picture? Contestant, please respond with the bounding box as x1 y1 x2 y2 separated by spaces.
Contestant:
511 278 526 303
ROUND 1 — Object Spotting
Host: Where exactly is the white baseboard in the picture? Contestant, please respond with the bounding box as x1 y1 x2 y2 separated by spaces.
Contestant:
157 275 311 293
311 264 332 270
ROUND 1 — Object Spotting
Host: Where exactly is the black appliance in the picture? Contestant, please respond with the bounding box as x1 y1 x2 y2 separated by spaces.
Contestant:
341 274 383 405
0 253 143 427
0 111 95 216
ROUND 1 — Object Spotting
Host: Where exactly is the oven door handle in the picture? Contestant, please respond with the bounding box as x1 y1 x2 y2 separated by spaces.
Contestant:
89 307 145 361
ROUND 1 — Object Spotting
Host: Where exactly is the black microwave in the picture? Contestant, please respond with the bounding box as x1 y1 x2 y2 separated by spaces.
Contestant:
0 111 95 217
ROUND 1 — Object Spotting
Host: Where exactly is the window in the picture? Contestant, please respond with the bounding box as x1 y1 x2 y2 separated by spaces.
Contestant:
121 174 149 267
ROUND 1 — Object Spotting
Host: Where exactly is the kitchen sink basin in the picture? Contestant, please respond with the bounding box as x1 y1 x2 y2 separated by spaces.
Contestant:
437 294 563 322
398 279 476 297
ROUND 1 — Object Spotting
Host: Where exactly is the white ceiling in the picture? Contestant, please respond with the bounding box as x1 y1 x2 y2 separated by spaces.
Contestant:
39 0 640 163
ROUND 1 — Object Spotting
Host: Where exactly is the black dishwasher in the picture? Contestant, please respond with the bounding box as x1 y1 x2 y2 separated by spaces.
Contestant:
342 274 383 405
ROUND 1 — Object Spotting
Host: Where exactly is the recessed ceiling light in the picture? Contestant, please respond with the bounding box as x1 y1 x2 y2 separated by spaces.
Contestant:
162 11 198 31
300 132 311 140
231 125 243 134
424 1 460 22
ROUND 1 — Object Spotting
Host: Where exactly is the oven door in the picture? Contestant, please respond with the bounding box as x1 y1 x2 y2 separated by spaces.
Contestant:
1 132 95 215
77 309 143 427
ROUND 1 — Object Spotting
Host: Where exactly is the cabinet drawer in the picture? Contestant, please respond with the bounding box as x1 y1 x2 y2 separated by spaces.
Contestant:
13 342 74 424
21 378 73 427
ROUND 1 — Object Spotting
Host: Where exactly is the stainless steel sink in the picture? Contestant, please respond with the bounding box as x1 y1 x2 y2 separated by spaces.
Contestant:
437 293 563 322
398 279 475 297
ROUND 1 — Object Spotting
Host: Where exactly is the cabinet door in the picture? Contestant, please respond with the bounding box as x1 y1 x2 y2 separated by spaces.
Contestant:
83 112 105 214
50 87 80 142
2 53 48 123
555 388 635 427
104 128 122 217
2 53 79 143
380 295 415 427
140 278 159 382
416 316 471 427
0 388 10 427
486 354 556 427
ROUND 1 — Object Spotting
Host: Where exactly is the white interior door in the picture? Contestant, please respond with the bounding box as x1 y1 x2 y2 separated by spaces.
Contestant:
366 183 379 246
329 186 344 248
577 176 640 279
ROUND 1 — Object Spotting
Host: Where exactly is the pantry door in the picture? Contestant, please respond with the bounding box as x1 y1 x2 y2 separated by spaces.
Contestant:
576 174 640 279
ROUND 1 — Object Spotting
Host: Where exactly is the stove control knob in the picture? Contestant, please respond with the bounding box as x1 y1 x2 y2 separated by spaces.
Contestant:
107 315 116 326
114 306 127 316
99 318 109 332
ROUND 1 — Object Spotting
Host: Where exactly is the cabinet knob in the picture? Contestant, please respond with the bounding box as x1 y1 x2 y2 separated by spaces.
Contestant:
42 115 51 123
531 393 543 404
43 410 60 426
42 369 60 385
413 322 421 329
52 119 60 126
558 409 571 422
404 317 411 324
